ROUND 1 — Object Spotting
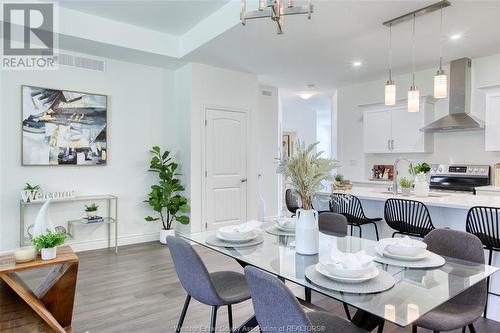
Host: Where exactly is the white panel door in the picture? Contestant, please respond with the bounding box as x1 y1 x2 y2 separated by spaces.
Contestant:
205 109 247 230
363 109 391 153
390 106 425 153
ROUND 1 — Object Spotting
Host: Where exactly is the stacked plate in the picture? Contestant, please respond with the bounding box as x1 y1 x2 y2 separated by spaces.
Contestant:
275 217 296 232
315 262 379 284
376 238 429 261
216 225 258 243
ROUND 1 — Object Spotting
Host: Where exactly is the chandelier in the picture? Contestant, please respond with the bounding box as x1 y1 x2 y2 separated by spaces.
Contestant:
241 0 313 34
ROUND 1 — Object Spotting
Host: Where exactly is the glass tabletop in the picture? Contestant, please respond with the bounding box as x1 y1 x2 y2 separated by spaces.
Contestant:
182 226 499 327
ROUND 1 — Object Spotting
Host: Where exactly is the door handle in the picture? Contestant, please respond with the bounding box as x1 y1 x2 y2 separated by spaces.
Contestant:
241 178 247 183
387 140 390 151
391 139 394 150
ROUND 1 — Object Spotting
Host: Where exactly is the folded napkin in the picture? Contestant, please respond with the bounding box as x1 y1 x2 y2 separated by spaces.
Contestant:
376 236 415 256
322 245 374 269
276 217 296 228
237 220 263 234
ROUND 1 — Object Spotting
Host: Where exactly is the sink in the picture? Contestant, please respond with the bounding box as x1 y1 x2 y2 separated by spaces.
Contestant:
377 190 448 198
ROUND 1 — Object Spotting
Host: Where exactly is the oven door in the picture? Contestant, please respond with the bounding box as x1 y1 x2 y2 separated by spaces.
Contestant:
430 176 489 192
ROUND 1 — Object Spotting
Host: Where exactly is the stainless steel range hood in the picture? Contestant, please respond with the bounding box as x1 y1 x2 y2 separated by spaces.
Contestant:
421 58 484 132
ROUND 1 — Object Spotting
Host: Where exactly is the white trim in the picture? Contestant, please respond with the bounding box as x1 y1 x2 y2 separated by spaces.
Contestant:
68 231 159 252
202 105 250 232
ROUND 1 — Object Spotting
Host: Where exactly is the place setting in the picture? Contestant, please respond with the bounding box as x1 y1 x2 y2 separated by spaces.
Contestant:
365 236 446 269
265 216 296 237
205 220 265 248
305 244 396 294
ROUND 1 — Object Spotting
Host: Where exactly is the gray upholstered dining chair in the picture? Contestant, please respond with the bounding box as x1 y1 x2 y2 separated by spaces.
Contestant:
244 266 365 333
412 229 487 333
319 212 348 236
167 236 251 333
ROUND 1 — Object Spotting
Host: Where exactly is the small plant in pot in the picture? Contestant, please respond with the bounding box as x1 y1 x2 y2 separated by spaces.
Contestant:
399 177 414 196
145 146 190 244
84 203 99 218
31 230 66 260
278 141 338 255
22 183 41 202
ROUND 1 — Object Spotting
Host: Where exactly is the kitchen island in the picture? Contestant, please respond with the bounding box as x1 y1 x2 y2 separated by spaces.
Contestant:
323 185 500 320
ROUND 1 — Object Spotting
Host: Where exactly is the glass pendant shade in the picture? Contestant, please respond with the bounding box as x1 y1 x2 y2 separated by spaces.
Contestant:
408 86 420 113
385 81 396 106
434 70 448 99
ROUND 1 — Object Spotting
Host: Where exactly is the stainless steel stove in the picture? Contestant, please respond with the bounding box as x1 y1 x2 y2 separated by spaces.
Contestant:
429 164 490 193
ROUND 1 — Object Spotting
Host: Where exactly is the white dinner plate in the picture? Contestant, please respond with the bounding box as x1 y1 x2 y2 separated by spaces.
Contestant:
216 232 258 243
382 250 429 261
275 223 295 232
315 263 379 284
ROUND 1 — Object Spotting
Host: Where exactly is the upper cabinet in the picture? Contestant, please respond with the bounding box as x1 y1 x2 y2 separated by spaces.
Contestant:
362 96 435 154
480 85 500 151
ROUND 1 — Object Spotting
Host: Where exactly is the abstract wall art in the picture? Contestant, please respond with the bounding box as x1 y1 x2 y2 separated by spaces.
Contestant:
22 85 107 166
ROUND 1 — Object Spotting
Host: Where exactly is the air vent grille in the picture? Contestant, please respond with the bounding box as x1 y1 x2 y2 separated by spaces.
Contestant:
262 90 272 96
57 53 106 72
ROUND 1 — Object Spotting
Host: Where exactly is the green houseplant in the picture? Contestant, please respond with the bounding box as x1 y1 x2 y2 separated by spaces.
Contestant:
31 230 66 260
145 146 190 244
278 141 338 255
84 203 99 218
22 183 41 203
399 177 413 196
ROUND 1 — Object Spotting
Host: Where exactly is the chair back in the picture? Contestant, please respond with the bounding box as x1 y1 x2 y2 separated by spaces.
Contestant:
423 229 486 307
312 193 331 214
244 266 311 332
167 236 221 305
330 193 367 223
285 189 302 215
319 212 348 236
384 198 434 237
466 206 500 250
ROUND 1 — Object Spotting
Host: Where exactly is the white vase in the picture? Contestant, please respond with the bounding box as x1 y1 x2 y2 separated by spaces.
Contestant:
41 247 56 260
159 229 175 244
414 172 430 197
295 209 319 255
32 199 55 238
401 187 412 196
86 211 97 218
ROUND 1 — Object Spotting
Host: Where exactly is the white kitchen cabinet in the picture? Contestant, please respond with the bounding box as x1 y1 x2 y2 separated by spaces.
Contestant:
362 96 434 153
480 85 500 151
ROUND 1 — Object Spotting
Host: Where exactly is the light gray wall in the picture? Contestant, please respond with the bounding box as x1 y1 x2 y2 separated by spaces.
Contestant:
337 53 500 181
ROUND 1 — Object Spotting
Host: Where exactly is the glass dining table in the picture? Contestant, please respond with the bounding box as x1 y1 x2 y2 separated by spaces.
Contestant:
181 226 499 332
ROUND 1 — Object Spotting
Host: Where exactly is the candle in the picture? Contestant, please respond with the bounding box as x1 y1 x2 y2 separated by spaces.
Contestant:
14 246 36 263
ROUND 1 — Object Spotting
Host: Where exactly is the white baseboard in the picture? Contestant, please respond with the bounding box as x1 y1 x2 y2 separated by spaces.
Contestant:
68 231 159 252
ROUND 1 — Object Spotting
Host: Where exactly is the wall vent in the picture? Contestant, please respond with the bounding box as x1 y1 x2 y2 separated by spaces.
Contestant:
57 53 106 72
262 90 272 96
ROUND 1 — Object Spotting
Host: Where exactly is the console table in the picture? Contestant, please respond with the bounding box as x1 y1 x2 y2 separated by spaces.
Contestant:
0 246 78 333
20 195 118 253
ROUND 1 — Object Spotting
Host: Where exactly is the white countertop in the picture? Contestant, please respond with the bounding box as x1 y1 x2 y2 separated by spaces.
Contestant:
475 185 500 192
333 186 500 210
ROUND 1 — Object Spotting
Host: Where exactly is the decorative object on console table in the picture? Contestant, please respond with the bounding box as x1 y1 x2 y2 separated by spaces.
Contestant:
31 230 67 261
22 85 107 166
84 202 99 218
278 141 338 255
496 164 500 187
145 146 190 245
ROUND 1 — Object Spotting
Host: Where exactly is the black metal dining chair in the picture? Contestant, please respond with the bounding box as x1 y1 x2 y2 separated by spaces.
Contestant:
330 193 381 240
466 206 500 318
167 236 251 333
384 198 435 238
413 229 486 333
244 266 365 333
285 189 301 216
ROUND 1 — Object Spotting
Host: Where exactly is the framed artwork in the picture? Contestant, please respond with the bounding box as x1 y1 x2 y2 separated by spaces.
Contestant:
22 85 107 166
282 132 296 158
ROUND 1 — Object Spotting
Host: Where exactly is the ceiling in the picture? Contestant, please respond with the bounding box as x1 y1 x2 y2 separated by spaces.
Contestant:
185 0 500 90
59 0 229 35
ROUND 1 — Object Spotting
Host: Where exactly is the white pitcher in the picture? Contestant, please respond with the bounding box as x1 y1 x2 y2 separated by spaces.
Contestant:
414 172 430 197
295 209 319 255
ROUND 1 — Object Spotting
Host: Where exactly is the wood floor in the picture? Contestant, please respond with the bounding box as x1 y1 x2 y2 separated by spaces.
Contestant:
9 242 500 333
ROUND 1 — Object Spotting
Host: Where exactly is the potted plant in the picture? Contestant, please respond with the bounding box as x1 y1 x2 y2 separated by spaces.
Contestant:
84 203 99 218
411 163 431 197
399 177 413 196
22 183 41 202
332 174 353 191
31 230 66 260
278 141 338 255
145 146 190 244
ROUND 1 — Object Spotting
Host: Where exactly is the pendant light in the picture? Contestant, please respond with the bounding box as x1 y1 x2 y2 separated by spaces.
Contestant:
408 14 420 113
434 4 448 98
385 24 396 106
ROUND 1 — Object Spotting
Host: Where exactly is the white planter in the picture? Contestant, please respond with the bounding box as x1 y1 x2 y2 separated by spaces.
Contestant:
414 172 430 197
401 187 412 196
41 247 56 260
159 229 175 244
295 209 319 255
86 211 97 218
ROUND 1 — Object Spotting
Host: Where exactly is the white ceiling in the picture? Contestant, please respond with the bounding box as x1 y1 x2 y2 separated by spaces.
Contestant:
185 0 500 90
59 0 229 35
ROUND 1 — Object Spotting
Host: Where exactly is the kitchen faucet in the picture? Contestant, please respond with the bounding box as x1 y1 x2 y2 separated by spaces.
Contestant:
393 158 414 194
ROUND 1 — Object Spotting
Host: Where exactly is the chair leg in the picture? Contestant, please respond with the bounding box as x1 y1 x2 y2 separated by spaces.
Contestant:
462 327 466 333
343 303 351 321
350 225 353 236
175 294 191 333
372 222 380 241
377 320 384 333
433 331 440 333
412 325 417 333
209 306 218 333
484 249 493 318
227 305 233 333
468 323 476 333
305 287 312 303
358 225 362 238
392 232 398 238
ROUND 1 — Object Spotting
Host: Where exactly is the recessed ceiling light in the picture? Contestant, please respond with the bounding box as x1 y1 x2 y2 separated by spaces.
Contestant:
450 34 462 40
353 61 362 67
